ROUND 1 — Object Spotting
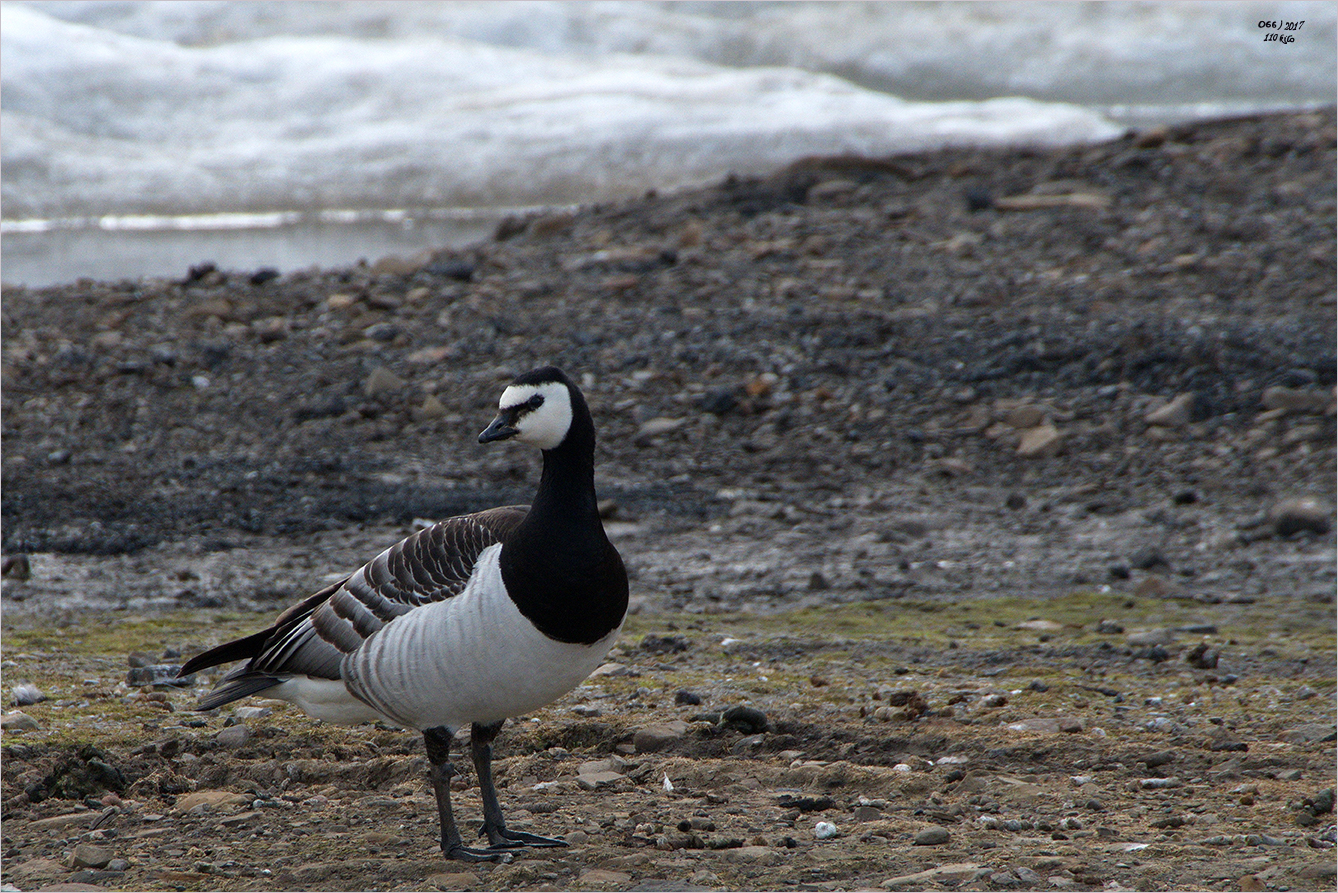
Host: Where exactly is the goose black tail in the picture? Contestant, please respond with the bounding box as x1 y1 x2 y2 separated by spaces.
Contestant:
179 628 272 677
195 671 285 711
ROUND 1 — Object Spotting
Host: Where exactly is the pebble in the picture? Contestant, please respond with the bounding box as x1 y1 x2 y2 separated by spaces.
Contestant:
636 417 687 440
214 725 250 747
126 665 190 687
1016 422 1062 457
1267 497 1331 536
674 689 702 706
1 711 40 732
428 871 480 890
579 868 632 885
1261 385 1330 415
363 366 405 397
1126 628 1175 646
1145 393 1195 427
576 770 626 790
69 843 115 870
231 706 271 721
12 684 45 706
1185 643 1219 668
171 790 252 812
814 821 839 840
633 720 690 753
721 705 769 733
914 825 951 845
853 805 883 822
405 394 446 422
881 863 983 889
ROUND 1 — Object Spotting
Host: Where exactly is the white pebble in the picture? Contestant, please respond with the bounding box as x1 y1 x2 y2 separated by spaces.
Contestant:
814 821 839 840
662 774 674 793
893 762 913 773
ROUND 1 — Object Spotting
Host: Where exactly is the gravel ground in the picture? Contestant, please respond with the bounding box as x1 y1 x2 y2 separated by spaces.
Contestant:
2 109 1335 892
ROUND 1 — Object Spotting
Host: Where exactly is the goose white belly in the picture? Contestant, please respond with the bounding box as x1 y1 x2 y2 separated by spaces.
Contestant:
339 544 621 731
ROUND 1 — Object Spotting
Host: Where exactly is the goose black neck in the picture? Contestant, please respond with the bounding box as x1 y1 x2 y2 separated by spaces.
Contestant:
527 426 601 536
499 391 627 645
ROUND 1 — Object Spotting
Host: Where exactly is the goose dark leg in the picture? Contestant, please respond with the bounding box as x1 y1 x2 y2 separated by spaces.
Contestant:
471 720 568 849
423 727 510 862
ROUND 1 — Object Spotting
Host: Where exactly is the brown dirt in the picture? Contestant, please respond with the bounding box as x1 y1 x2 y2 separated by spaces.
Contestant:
2 109 1335 892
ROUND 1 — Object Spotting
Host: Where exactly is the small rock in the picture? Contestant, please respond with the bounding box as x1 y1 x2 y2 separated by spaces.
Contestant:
1017 423 1062 457
214 725 250 747
1006 718 1060 734
1185 643 1220 669
633 721 690 753
1095 619 1125 634
1261 385 1330 415
1015 619 1063 632
914 825 951 845
2 554 31 580
881 863 983 889
576 771 625 790
126 665 191 687
636 417 687 440
853 805 883 822
13 684 46 706
1146 393 1195 427
1281 724 1338 744
428 871 479 890
413 394 447 421
70 843 114 870
172 790 252 812
1268 497 1332 536
232 706 272 720
363 365 406 397
721 845 779 865
1237 875 1266 892
721 705 768 733
579 868 632 885
674 690 702 706
814 821 839 840
1126 628 1175 646
1129 546 1170 570
1141 750 1176 768
2 711 40 732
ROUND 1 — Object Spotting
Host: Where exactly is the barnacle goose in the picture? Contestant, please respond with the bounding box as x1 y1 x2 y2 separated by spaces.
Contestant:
179 367 629 862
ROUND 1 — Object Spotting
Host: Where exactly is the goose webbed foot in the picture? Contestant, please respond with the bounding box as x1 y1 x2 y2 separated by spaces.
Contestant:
478 823 568 849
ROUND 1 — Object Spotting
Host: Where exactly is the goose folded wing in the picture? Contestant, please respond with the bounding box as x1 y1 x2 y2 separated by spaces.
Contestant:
186 507 528 705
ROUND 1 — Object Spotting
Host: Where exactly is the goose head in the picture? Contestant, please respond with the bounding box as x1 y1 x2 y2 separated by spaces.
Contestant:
478 366 578 451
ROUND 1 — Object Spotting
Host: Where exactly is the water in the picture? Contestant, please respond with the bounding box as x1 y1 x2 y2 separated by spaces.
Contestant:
3 1 1333 287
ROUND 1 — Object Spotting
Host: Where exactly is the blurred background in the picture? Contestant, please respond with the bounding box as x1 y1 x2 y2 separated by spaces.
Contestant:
3 0 1334 287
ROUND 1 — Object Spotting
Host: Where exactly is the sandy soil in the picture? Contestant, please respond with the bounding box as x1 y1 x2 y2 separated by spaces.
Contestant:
2 109 1335 892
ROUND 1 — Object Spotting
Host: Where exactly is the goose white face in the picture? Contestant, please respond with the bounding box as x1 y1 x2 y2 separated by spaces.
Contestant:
483 381 573 450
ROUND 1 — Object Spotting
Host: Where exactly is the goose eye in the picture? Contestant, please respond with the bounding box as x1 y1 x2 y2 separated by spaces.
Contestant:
524 394 545 411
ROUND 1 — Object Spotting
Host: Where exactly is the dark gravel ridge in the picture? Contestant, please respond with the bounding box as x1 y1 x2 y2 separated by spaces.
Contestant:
2 109 1334 558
